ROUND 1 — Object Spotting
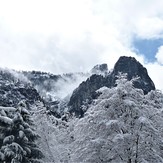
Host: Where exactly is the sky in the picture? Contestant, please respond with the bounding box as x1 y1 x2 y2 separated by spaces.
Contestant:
0 0 163 91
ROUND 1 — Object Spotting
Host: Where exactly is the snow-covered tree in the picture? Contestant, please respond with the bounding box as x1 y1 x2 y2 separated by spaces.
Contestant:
0 101 43 163
70 74 163 163
23 73 163 163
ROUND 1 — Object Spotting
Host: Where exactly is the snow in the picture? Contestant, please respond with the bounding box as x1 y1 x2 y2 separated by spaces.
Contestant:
3 135 15 145
112 134 124 142
106 120 118 126
0 106 16 113
96 86 109 93
0 152 4 161
31 75 163 162
0 74 163 162
0 115 13 125
19 131 24 139
0 103 43 162
10 142 24 153
21 107 30 114
124 99 136 106
138 116 148 123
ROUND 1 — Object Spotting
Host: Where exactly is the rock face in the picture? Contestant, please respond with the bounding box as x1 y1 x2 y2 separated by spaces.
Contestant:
23 71 89 116
110 56 155 94
91 63 108 75
68 56 155 117
68 74 107 116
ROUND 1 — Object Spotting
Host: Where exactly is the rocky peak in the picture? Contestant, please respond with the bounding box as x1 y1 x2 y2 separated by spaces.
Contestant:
112 56 147 78
91 63 108 75
110 56 155 94
68 56 155 117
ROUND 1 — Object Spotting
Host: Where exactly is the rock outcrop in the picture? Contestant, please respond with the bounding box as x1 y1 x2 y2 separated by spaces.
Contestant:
68 56 155 117
110 56 155 94
91 63 108 75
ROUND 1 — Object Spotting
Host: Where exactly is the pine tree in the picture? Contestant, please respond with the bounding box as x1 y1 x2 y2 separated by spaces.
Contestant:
0 101 43 163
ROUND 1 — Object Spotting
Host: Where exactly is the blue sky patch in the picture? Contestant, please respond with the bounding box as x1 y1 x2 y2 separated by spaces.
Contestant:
132 38 163 62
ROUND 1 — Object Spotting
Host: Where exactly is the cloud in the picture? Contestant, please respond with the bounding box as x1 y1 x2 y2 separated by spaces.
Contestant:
156 46 163 64
50 73 89 99
0 0 104 73
0 0 94 38
92 0 163 37
146 62 163 91
0 31 102 73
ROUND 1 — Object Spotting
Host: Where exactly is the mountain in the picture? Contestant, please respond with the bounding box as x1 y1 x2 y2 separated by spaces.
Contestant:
23 71 89 116
0 56 162 163
0 56 156 118
68 56 155 117
0 68 90 118
23 71 89 100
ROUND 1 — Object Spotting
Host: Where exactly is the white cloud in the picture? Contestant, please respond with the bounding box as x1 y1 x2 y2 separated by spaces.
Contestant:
92 0 163 39
0 0 94 38
132 17 163 39
146 62 163 91
156 46 163 64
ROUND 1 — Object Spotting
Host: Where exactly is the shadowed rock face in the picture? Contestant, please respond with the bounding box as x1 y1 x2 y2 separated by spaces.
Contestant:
68 56 155 117
91 63 108 75
68 74 107 116
110 56 155 94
